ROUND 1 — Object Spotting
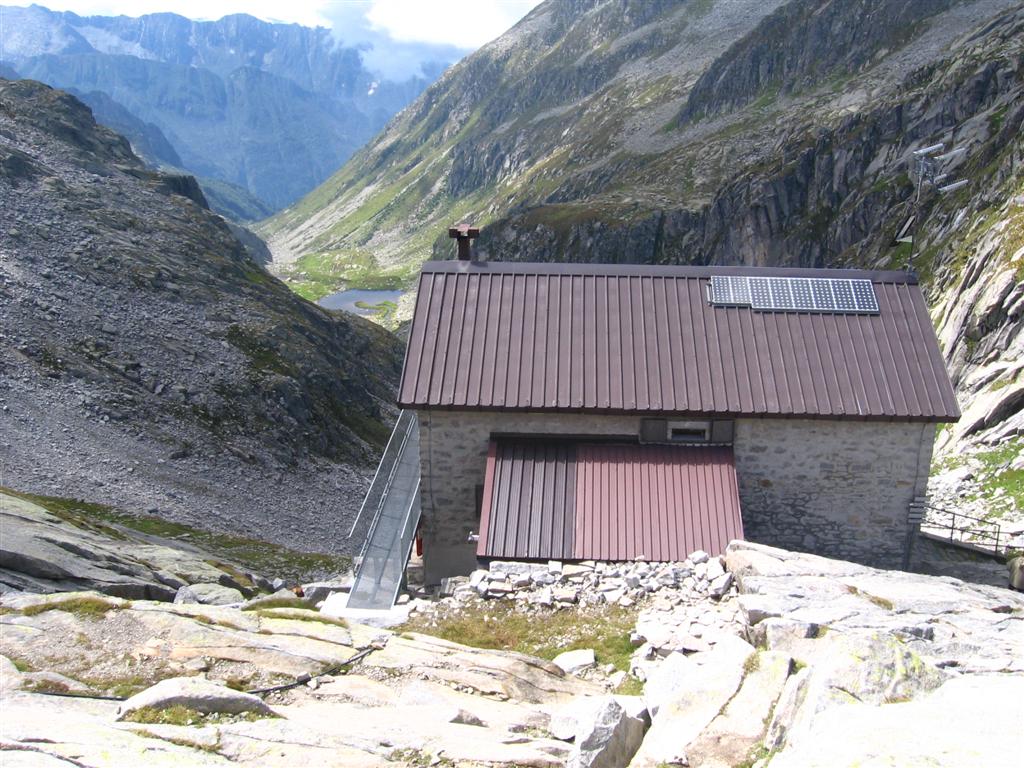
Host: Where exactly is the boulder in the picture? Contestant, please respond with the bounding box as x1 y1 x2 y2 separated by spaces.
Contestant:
533 587 555 607
553 587 579 604
489 561 538 577
0 493 226 601
0 654 23 693
708 572 733 599
438 576 468 597
642 634 753 718
685 651 792 767
706 558 725 581
175 583 244 606
630 635 754 767
319 591 350 614
532 570 558 585
770 675 1024 767
486 581 514 598
301 576 354 605
116 677 277 721
553 649 596 675
397 680 490 727
241 589 304 610
765 632 947 752
688 550 710 564
565 696 647 768
1009 556 1024 591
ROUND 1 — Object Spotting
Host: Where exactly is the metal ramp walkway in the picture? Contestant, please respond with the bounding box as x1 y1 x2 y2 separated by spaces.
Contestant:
347 410 421 610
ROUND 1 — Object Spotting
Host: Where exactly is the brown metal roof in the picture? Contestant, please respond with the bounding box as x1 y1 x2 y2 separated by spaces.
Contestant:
399 261 959 421
477 439 743 562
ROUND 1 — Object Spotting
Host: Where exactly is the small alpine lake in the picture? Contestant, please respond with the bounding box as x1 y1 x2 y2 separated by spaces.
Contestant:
317 289 403 316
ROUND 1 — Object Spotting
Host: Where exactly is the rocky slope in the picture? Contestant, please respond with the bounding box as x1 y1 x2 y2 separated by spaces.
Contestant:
63 86 274 223
1 4 461 210
0 78 404 551
1 540 1021 767
261 0 1022 451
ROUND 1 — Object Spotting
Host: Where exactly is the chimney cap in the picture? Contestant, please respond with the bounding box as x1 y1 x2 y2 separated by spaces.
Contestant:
448 224 480 239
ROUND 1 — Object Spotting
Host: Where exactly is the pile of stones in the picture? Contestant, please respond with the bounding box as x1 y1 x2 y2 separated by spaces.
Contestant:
439 550 736 609
629 593 745 681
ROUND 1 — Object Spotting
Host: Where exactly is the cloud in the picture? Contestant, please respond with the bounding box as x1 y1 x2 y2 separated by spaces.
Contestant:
362 0 541 47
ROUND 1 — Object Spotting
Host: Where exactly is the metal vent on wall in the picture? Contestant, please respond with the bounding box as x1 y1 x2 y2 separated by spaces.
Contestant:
708 276 879 314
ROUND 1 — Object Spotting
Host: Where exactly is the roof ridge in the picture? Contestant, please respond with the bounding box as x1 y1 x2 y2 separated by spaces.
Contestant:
418 261 918 283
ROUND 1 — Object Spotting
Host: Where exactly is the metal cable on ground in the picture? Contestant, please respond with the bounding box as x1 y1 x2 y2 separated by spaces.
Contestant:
246 648 375 695
22 647 377 702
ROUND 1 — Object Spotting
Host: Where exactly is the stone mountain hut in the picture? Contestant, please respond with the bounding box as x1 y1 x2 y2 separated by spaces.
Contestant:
348 254 960 600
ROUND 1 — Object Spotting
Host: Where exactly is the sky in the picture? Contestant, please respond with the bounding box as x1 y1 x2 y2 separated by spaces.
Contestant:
7 0 544 48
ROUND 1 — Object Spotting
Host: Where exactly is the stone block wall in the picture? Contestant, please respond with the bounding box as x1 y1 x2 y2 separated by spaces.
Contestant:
415 409 936 582
733 419 935 569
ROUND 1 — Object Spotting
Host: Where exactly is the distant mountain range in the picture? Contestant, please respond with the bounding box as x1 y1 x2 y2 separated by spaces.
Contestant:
0 3 466 215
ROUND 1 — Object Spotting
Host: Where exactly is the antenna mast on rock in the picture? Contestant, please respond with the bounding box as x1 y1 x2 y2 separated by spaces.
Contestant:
893 140 969 273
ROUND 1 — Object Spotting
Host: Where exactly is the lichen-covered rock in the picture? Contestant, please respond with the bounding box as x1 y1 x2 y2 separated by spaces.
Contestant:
175 584 244 606
116 677 277 720
769 675 1024 768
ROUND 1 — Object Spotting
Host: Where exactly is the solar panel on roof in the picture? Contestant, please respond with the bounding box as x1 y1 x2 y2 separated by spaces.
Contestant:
769 278 792 309
810 278 833 310
708 275 751 305
708 276 879 314
851 279 879 312
749 277 771 309
791 279 814 310
832 280 856 311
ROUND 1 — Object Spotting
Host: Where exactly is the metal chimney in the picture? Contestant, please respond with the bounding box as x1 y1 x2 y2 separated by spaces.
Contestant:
448 224 479 261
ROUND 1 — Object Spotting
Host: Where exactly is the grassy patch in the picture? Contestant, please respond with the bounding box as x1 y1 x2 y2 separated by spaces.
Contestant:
1 487 351 583
23 677 77 694
8 656 35 672
282 250 414 303
399 603 638 672
21 596 120 619
241 597 313 612
124 705 275 726
254 609 348 628
83 673 153 699
733 744 775 768
225 324 296 377
971 437 1024 514
743 651 762 675
615 675 644 696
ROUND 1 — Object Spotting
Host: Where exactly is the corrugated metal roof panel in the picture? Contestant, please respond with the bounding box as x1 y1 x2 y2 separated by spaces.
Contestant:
477 440 743 562
400 262 960 421
573 443 743 562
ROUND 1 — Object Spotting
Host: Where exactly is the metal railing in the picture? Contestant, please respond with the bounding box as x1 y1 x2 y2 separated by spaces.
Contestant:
920 502 1006 554
346 410 421 610
349 409 418 540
